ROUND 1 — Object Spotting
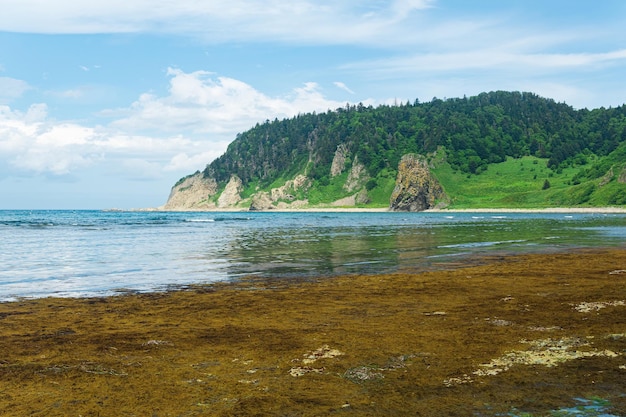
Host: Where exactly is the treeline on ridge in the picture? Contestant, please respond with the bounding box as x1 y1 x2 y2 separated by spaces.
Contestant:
201 91 626 188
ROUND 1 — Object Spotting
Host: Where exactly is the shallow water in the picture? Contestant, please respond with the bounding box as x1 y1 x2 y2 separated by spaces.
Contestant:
1 210 625 300
508 397 619 416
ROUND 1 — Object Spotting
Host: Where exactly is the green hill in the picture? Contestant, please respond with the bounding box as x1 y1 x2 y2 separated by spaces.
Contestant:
166 91 626 210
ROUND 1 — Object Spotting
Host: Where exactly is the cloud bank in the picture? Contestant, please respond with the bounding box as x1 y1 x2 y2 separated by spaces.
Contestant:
0 69 350 180
108 68 347 136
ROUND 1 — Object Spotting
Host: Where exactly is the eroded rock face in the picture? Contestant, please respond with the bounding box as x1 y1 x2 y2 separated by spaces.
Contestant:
250 175 311 210
344 158 369 193
600 167 614 186
390 154 447 212
163 173 218 210
618 167 626 184
249 192 273 211
330 144 349 177
217 175 243 208
270 174 309 201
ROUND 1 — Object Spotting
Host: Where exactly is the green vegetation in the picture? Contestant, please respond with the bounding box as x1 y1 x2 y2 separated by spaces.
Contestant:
433 156 582 208
432 148 626 208
365 170 398 207
188 91 626 209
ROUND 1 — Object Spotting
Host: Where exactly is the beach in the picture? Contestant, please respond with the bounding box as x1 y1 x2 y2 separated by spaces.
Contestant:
1 249 625 416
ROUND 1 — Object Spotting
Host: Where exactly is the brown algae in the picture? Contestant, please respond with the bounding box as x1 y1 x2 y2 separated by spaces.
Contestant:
0 249 625 416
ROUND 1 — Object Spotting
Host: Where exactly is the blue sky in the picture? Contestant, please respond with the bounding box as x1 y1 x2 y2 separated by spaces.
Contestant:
1 0 626 209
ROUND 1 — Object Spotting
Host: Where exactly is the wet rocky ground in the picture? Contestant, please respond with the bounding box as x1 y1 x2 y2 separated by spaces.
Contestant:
1 249 625 416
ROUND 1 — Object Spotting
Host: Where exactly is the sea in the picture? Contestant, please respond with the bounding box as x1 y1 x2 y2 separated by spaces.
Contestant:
1 209 625 302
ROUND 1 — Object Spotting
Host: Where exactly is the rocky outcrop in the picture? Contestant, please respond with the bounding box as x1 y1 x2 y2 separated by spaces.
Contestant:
275 199 309 209
331 189 370 207
390 154 447 212
270 175 309 201
250 175 311 210
599 167 614 187
601 166 626 185
163 172 218 210
343 157 369 193
330 144 349 177
249 191 273 211
165 172 312 211
355 188 370 205
217 175 243 208
331 195 357 207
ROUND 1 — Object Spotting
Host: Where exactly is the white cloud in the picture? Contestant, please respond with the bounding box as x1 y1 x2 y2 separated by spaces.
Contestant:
391 0 434 19
525 49 626 69
23 103 48 123
0 0 436 46
0 70 354 181
0 106 99 175
0 77 31 103
0 103 204 177
109 68 347 137
343 43 626 77
334 82 355 94
339 41 626 109
55 89 84 99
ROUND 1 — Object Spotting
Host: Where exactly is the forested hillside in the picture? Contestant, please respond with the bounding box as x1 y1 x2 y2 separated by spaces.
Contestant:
168 91 626 210
204 91 625 181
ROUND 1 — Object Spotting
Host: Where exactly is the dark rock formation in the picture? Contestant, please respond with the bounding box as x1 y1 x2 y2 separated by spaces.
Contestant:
390 154 447 211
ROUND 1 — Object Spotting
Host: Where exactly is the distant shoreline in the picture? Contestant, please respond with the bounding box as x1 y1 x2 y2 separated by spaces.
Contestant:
427 207 626 214
138 206 626 214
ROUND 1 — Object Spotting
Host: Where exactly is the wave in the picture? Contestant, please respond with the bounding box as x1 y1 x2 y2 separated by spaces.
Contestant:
0 221 57 228
438 239 526 249
212 216 252 222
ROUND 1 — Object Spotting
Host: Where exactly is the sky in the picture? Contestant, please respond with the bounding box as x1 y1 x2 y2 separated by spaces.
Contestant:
1 0 626 209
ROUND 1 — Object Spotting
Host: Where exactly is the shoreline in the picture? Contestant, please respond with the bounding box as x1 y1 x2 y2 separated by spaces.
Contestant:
427 206 626 213
2 249 625 416
135 206 626 213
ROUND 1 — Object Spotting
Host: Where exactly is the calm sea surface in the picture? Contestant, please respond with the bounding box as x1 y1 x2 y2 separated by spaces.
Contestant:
1 210 625 301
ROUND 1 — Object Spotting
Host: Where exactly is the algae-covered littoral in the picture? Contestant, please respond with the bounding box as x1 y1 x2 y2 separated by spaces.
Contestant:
0 249 625 416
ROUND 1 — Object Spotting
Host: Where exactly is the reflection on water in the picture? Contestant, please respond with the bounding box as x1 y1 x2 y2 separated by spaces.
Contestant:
1 210 625 299
216 212 626 278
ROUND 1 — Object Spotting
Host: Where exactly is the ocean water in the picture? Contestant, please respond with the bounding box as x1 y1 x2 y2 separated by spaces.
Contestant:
1 210 625 301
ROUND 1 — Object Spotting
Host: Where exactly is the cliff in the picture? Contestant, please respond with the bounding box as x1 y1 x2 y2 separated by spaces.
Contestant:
217 176 244 208
389 154 448 211
162 173 218 210
164 152 445 211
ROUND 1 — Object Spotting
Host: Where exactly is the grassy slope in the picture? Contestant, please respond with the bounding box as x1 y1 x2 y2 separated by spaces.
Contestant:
433 156 625 209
